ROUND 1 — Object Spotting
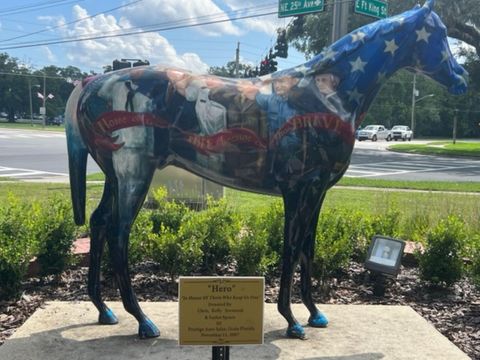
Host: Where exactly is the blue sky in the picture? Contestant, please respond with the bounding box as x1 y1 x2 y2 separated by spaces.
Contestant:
0 0 308 74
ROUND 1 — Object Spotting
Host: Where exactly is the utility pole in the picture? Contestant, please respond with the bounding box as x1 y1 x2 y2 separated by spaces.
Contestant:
28 77 33 126
331 0 349 43
42 72 46 127
235 42 240 78
410 74 417 139
453 110 458 144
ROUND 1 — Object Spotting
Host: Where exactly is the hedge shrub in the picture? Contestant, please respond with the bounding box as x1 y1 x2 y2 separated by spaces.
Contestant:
418 215 467 287
0 194 38 300
34 195 76 276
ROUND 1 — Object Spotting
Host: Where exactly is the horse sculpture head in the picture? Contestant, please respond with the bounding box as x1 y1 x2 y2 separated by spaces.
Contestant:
413 1 467 94
298 0 467 126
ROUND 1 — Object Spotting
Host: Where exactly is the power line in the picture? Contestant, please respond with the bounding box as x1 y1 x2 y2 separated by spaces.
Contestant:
0 0 145 43
0 8 278 50
0 0 85 16
0 3 277 47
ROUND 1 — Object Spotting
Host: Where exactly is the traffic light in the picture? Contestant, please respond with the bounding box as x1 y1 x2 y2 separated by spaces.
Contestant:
112 59 131 70
268 49 278 73
133 60 150 67
274 29 288 58
260 56 270 75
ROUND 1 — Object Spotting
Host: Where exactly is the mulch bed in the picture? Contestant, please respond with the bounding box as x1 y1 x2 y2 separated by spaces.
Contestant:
1 262 479 359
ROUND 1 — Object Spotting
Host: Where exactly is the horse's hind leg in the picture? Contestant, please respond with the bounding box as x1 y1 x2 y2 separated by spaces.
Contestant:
300 193 328 329
108 154 159 338
88 179 118 325
279 178 327 339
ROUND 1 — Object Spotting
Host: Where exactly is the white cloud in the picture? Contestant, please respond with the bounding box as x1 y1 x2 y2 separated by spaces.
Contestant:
58 5 209 73
41 46 56 62
222 0 283 34
121 0 241 37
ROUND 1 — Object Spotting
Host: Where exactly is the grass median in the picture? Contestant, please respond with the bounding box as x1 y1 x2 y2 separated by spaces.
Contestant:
389 141 480 158
2 181 478 235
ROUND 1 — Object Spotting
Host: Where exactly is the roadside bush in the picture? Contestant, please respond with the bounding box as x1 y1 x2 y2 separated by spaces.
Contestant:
343 210 372 261
370 209 401 239
150 187 191 233
149 225 202 282
232 215 278 276
313 209 355 286
259 200 284 261
129 209 155 265
401 211 431 243
34 195 77 276
177 198 241 273
468 235 480 288
418 215 467 287
0 195 38 300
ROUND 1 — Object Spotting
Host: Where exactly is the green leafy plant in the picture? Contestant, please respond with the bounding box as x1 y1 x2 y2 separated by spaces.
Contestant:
313 209 355 287
418 215 467 287
150 187 191 233
34 195 77 276
232 214 278 276
180 198 241 273
0 194 38 300
149 225 202 282
468 235 480 288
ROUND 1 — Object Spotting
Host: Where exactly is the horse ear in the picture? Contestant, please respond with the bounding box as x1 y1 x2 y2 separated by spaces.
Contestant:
423 0 435 11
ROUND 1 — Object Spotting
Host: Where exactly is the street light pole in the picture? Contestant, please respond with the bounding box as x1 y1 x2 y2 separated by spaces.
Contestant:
42 72 46 127
410 74 434 139
28 78 33 126
410 74 417 139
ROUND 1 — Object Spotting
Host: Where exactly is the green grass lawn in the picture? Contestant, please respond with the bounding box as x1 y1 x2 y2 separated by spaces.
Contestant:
1 182 479 236
0 120 64 132
389 141 480 158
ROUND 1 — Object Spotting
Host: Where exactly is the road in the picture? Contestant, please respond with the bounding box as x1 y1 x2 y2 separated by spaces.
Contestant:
0 128 479 182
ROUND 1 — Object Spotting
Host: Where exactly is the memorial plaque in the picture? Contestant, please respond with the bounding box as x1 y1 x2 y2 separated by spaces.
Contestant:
179 277 264 345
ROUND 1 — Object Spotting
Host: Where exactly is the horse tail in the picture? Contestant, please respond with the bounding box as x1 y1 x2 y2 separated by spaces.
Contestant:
65 83 88 225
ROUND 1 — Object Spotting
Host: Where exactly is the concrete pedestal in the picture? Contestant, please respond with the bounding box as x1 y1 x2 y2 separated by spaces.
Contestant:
0 302 469 360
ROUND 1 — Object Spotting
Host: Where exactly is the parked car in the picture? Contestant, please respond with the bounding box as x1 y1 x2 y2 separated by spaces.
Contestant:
46 115 64 126
357 125 392 142
391 125 413 141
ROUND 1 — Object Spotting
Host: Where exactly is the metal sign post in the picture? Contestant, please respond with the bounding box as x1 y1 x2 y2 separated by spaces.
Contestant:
212 346 230 360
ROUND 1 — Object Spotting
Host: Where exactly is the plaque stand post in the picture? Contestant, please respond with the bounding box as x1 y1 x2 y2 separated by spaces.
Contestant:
212 346 230 360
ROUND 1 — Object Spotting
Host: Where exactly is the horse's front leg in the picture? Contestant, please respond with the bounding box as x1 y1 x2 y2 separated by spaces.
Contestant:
88 179 118 325
108 151 160 338
279 179 328 339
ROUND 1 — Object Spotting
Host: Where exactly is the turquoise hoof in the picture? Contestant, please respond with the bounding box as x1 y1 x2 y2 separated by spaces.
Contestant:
138 319 160 339
99 308 118 325
308 312 329 328
286 324 306 340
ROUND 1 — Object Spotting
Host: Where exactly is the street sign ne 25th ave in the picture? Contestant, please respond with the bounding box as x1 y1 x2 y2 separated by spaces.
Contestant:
279 0 324 18
354 0 388 19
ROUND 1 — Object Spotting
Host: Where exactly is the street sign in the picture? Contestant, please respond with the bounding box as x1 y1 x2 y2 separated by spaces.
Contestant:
279 0 324 18
354 0 388 19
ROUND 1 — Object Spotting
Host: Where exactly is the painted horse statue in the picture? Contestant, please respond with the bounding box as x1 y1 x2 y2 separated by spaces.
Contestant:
66 0 467 339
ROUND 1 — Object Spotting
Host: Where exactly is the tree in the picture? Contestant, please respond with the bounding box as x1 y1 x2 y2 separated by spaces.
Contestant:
288 1 480 57
0 52 88 123
209 60 252 77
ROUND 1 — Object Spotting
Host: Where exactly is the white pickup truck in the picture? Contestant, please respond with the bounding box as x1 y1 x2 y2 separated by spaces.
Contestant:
391 125 413 141
357 125 392 142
